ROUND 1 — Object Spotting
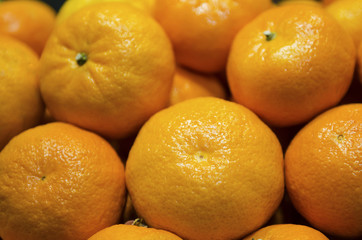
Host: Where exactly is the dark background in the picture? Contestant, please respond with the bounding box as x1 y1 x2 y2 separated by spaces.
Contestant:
42 0 65 12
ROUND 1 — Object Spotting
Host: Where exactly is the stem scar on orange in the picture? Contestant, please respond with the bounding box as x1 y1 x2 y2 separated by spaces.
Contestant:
39 2 175 139
227 4 356 127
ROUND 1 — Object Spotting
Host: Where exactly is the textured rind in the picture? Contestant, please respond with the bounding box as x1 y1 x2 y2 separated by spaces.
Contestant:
285 104 362 237
39 2 175 139
126 97 284 240
89 224 182 240
0 122 126 240
227 5 356 127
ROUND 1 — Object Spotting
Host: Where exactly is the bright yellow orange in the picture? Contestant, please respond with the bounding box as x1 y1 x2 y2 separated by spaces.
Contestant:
243 224 329 240
126 97 284 240
154 0 272 73
169 66 227 106
0 35 44 151
326 0 362 47
89 224 182 240
285 104 362 238
0 122 126 240
39 2 175 139
227 4 356 127
0 0 56 55
56 0 155 25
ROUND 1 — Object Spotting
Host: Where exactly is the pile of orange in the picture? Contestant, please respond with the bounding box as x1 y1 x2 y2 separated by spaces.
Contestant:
0 0 361 239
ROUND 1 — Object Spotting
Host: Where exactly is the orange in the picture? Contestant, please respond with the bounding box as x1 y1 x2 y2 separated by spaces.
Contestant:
39 2 175 139
227 4 356 127
56 0 155 25
326 0 362 47
126 97 284 240
243 224 329 240
322 0 348 6
88 224 182 240
0 35 44 151
153 0 272 73
0 122 126 240
0 0 56 56
169 66 227 106
285 104 362 238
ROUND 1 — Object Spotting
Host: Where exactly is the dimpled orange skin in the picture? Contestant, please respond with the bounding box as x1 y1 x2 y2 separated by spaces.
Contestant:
243 224 329 240
89 224 182 240
154 0 272 73
0 0 56 56
56 0 156 25
0 35 44 151
326 0 362 47
126 97 284 240
227 5 356 127
169 66 227 106
0 122 126 240
285 104 362 238
39 2 175 139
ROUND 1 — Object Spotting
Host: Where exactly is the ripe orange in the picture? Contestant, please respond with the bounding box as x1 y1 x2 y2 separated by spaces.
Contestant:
88 224 182 240
126 97 284 240
227 4 356 127
39 2 175 139
56 0 155 25
0 122 126 240
0 0 56 55
154 0 272 73
0 35 44 151
243 224 329 240
285 104 362 238
169 66 227 106
326 0 362 47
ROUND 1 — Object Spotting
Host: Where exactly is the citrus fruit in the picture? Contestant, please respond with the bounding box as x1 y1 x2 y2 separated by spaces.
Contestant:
326 0 362 47
88 224 182 240
56 0 155 25
126 97 284 240
285 104 362 238
0 0 56 55
243 224 329 240
0 35 44 151
227 4 356 127
169 66 227 106
154 0 272 73
39 2 175 139
0 122 126 240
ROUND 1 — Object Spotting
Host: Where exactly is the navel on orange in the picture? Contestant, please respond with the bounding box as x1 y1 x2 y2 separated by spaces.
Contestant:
227 4 356 127
285 104 362 238
39 2 175 139
126 97 284 240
